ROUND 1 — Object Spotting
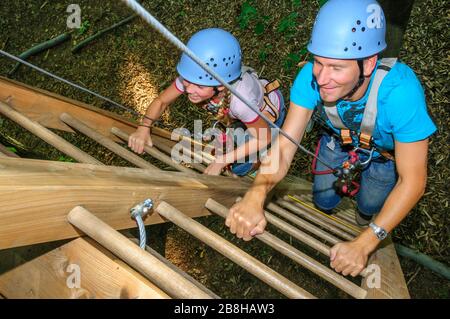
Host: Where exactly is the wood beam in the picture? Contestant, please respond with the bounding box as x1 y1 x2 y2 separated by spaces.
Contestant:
0 157 255 249
67 207 212 298
362 236 410 299
0 237 169 299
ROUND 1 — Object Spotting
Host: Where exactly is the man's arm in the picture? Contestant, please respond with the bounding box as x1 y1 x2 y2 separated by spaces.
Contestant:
330 138 429 277
225 103 313 240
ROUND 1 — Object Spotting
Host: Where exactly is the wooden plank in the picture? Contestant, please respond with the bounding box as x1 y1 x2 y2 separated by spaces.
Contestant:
0 101 102 165
0 157 255 249
68 207 212 299
0 237 170 299
0 76 137 142
362 235 410 299
0 76 192 144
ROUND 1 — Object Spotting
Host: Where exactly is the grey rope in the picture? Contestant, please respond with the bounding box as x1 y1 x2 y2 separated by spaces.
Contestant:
130 198 153 249
0 49 157 124
121 0 335 171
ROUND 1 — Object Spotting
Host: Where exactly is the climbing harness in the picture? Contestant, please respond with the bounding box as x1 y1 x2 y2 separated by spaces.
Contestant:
311 58 397 196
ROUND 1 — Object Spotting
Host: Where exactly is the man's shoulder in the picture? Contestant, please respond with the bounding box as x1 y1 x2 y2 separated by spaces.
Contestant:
380 60 421 89
378 60 424 102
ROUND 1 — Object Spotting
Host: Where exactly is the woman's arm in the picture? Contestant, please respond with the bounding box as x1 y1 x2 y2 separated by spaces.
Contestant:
129 83 182 153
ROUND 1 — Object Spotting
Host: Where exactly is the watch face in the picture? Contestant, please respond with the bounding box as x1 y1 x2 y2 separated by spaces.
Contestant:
379 230 388 240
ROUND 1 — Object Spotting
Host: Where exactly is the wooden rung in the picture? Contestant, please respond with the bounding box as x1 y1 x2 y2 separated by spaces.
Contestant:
336 211 360 227
205 199 367 299
0 101 102 165
60 113 159 171
266 202 341 245
125 235 220 299
292 194 361 229
67 206 212 299
234 197 331 256
276 198 355 241
156 201 316 299
237 198 370 278
111 127 194 174
0 237 170 299
289 195 362 236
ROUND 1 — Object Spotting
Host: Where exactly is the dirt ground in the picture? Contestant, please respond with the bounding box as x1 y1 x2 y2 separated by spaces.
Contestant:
0 0 448 298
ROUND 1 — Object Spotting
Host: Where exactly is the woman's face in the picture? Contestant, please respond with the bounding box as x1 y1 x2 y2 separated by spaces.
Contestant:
182 79 217 103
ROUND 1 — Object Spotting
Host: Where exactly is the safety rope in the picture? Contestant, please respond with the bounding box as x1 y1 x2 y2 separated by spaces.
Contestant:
0 49 157 124
130 198 153 249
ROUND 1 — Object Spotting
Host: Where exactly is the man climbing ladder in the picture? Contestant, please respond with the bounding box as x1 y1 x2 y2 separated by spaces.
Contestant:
226 0 436 277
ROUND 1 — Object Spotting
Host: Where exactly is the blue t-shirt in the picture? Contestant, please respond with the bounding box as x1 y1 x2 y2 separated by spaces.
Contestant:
290 61 437 151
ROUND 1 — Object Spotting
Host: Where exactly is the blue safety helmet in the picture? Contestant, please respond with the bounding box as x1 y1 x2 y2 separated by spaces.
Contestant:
307 0 387 59
177 28 242 86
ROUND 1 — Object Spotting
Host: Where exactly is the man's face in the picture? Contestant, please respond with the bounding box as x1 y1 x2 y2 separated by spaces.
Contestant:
182 79 216 103
312 56 361 103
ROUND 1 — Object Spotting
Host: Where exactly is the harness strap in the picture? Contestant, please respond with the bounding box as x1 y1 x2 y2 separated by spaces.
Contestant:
359 57 397 148
263 79 281 122
231 66 281 123
320 58 398 150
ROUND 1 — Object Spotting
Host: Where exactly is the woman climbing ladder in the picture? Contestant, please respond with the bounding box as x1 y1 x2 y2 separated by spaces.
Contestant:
128 28 286 176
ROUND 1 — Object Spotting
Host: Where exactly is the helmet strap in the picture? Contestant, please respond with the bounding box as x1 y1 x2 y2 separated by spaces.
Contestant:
213 86 220 97
343 59 365 100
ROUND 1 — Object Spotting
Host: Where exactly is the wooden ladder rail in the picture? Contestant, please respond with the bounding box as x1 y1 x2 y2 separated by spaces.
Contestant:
59 113 159 171
0 101 102 165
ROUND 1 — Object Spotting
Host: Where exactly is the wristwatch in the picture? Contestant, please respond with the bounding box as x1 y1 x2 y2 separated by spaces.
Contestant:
369 222 388 240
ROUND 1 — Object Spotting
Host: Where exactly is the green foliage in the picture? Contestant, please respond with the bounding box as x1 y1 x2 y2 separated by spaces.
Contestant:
57 155 75 162
277 12 299 38
237 2 271 36
78 20 90 36
258 44 273 62
319 0 328 7
283 47 309 71
292 0 302 8
237 1 258 30
6 146 17 153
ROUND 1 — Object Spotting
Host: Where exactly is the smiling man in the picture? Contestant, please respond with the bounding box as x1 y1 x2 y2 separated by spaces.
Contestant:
226 0 436 277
